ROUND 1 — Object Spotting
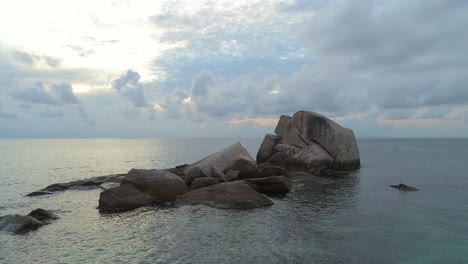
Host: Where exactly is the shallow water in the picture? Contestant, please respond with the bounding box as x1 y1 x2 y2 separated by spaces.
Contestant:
0 138 467 263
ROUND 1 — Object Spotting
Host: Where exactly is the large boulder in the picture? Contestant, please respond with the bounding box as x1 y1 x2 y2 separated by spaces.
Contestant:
177 181 273 209
257 111 360 173
274 115 291 138
244 176 292 194
121 169 189 200
256 134 281 164
98 184 156 210
184 142 260 180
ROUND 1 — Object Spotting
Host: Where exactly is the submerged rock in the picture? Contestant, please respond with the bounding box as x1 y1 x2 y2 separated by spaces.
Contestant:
122 169 189 200
0 208 58 234
177 181 273 209
27 174 126 196
28 208 58 224
257 111 360 174
98 184 156 210
184 142 260 179
390 183 418 191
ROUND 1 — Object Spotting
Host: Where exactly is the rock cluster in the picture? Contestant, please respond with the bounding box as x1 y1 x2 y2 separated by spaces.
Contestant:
25 111 362 218
97 142 291 211
257 111 360 174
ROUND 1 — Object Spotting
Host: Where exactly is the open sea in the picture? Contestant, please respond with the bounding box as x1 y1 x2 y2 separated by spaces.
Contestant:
0 138 467 263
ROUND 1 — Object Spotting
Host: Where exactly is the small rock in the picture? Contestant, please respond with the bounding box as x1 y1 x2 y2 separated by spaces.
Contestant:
26 191 55 197
0 215 44 234
390 183 418 191
43 184 69 192
28 208 58 224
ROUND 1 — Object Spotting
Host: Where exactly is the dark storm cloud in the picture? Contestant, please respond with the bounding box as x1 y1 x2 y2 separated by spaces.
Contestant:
111 70 149 108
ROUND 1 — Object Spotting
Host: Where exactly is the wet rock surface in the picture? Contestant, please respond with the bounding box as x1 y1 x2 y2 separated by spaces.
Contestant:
177 181 273 209
390 183 418 191
0 208 58 234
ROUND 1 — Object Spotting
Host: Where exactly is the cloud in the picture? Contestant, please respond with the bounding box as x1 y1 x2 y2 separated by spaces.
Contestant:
298 0 468 111
12 82 61 105
191 71 214 98
0 112 18 119
229 117 278 126
50 83 80 104
111 70 149 107
40 109 65 118
13 51 61 67
11 82 80 105
150 0 305 86
65 45 96 57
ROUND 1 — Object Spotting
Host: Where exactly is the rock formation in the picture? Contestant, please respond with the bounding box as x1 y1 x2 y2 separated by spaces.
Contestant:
257 111 360 174
27 111 362 214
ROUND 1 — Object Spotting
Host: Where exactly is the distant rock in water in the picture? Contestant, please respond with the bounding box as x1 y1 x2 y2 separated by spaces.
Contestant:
257 111 360 175
390 183 418 191
0 208 58 234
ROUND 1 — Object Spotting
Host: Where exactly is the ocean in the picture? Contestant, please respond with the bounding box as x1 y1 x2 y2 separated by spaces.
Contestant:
0 138 467 263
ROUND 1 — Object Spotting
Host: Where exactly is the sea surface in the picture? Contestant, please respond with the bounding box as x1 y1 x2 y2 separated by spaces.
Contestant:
0 138 467 264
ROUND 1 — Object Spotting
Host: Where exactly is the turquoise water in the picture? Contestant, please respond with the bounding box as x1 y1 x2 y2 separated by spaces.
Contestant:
0 138 467 263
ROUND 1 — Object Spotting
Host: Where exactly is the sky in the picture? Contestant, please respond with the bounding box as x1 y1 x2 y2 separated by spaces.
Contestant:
0 0 467 138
